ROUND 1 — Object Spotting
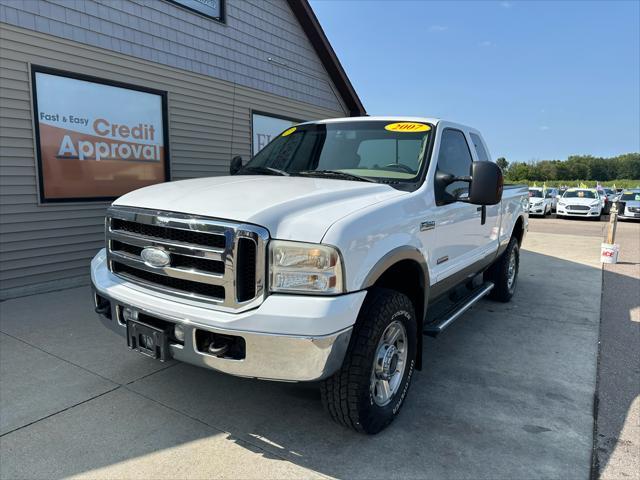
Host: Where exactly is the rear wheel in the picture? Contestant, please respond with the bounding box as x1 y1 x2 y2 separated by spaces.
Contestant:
320 288 417 434
485 236 519 302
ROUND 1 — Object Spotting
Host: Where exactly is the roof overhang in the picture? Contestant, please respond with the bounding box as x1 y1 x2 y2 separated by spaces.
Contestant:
286 0 366 116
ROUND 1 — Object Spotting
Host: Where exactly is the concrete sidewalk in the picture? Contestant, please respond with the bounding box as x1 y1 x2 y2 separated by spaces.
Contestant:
594 220 640 480
0 231 603 479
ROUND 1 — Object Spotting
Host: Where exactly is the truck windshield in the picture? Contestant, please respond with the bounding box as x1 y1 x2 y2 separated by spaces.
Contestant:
240 121 432 183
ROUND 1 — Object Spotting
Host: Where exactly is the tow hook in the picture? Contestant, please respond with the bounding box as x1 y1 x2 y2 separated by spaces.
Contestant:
207 342 230 357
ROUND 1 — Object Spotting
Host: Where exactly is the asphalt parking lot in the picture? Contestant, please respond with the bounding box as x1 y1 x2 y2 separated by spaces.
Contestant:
1 217 638 479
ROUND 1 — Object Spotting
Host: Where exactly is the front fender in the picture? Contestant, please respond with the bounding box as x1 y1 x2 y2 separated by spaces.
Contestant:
321 193 433 293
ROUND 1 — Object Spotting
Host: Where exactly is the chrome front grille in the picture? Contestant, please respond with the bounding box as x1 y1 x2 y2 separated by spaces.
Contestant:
567 205 590 211
106 206 268 311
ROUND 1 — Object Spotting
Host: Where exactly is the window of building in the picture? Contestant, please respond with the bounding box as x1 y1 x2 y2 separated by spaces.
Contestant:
167 0 225 23
31 66 169 203
252 112 301 155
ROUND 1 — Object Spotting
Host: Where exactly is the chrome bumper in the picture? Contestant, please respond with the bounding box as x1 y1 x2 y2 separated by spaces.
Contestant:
557 207 600 217
92 285 353 382
90 248 363 382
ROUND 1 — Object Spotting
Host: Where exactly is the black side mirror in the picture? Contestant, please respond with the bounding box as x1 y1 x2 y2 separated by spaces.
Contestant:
230 155 243 175
468 161 503 205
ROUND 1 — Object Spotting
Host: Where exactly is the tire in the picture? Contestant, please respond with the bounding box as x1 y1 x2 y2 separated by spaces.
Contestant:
485 236 519 302
594 214 602 221
320 287 417 434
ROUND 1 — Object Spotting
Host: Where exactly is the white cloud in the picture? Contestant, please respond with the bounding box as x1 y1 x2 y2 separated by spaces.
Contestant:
429 25 448 32
539 126 550 131
479 40 493 47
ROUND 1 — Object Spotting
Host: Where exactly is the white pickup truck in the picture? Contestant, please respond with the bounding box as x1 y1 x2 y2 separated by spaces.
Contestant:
91 117 528 434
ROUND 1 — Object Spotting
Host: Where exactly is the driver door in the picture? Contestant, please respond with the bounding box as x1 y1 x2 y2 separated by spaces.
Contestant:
431 128 482 283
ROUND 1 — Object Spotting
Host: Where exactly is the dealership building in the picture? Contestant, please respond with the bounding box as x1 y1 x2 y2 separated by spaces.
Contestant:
0 0 364 299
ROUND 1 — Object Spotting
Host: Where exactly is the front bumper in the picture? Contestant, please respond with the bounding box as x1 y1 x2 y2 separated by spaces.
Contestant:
619 207 640 220
557 205 601 217
527 203 545 215
91 249 365 382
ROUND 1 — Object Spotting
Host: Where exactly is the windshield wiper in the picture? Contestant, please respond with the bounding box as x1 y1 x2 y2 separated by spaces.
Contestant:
239 166 289 176
297 170 376 183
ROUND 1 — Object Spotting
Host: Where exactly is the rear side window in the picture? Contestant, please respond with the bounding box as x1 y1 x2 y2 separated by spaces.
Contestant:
469 132 489 162
436 129 473 201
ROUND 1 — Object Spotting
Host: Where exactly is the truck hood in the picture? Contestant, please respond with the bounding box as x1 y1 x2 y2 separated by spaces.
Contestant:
114 175 406 242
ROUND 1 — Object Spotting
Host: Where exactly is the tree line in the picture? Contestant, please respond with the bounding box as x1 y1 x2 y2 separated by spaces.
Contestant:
496 153 640 182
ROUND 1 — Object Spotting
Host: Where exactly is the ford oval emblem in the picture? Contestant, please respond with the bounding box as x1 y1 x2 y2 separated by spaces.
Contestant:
141 247 171 268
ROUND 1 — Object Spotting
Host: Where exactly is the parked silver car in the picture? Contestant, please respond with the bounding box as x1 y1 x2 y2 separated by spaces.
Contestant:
617 189 640 221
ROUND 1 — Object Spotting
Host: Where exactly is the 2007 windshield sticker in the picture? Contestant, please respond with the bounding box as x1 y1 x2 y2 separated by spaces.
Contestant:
281 126 297 136
384 122 431 132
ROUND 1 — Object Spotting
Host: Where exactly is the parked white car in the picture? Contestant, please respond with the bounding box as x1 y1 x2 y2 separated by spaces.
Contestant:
527 187 553 216
91 116 528 433
556 188 603 220
617 189 640 221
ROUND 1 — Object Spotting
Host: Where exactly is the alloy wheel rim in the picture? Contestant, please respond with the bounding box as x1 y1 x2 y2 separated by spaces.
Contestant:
507 248 517 290
370 320 408 407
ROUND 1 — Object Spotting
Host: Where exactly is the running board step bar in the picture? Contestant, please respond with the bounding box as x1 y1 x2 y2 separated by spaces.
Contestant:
424 282 494 337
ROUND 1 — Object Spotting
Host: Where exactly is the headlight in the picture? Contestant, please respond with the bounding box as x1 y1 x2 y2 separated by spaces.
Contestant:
590 201 600 207
558 201 566 206
269 240 344 294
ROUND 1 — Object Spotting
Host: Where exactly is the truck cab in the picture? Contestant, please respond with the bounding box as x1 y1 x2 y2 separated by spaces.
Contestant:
91 117 528 433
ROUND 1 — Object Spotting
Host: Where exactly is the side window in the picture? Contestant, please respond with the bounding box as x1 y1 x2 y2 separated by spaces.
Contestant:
436 129 473 201
469 132 489 162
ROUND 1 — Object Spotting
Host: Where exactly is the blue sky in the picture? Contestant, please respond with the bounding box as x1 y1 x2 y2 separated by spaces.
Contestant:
310 0 640 162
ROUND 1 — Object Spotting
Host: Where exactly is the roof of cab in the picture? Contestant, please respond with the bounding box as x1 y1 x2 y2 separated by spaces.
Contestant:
299 116 442 126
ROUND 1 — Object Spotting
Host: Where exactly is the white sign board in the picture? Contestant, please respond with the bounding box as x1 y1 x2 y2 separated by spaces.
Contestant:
252 113 300 155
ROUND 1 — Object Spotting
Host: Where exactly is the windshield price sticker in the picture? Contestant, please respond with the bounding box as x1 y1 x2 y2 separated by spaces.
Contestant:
384 122 431 132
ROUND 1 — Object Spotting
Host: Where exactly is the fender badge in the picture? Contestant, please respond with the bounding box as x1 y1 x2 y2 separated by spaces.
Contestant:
420 221 436 231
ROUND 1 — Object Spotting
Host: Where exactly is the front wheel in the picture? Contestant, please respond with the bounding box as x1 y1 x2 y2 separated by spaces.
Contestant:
320 288 417 434
485 236 520 302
